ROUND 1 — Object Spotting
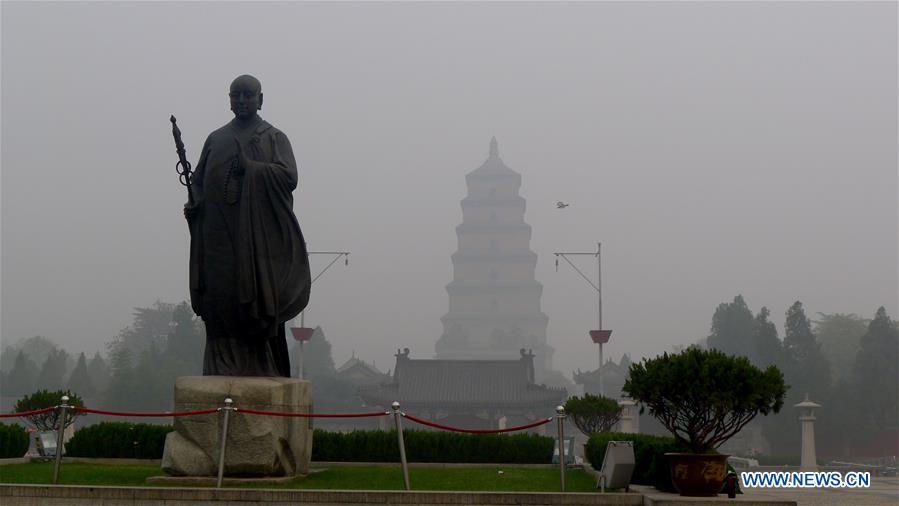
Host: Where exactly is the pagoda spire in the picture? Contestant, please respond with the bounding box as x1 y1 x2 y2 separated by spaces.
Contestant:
489 137 499 157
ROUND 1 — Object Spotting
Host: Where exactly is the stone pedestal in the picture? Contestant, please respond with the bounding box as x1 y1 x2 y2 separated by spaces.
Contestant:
161 376 312 477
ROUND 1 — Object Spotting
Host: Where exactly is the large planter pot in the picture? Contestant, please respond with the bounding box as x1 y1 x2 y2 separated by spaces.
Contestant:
665 452 729 497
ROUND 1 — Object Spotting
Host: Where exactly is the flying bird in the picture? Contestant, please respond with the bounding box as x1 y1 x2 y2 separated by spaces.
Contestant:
556 201 569 209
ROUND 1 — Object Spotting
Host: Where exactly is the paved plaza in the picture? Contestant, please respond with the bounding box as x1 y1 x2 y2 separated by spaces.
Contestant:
740 476 899 506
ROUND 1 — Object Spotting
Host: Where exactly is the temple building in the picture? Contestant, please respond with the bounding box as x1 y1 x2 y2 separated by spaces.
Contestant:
573 354 633 399
335 353 391 388
435 138 556 382
358 348 567 430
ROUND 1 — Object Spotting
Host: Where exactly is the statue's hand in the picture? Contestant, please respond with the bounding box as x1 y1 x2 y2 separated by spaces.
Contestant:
233 137 250 174
183 202 199 222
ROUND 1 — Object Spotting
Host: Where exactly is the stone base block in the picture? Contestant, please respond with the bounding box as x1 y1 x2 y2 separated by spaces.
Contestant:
161 376 312 477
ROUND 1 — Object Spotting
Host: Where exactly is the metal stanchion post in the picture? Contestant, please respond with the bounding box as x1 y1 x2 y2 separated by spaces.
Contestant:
52 395 70 485
216 398 234 488
556 405 566 492
392 401 410 490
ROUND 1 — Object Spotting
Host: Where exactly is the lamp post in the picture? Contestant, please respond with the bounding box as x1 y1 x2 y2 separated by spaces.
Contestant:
554 242 611 397
290 250 349 379
795 394 821 472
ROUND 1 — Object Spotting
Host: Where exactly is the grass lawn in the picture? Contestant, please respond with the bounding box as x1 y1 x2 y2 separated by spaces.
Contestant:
0 462 599 492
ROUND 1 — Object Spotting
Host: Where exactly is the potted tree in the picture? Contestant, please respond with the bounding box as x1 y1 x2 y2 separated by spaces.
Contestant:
623 347 786 496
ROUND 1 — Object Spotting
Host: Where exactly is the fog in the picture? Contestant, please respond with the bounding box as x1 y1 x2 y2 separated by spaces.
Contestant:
2 2 896 378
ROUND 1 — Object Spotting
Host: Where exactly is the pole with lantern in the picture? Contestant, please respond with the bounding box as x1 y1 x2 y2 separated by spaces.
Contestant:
290 250 350 379
554 242 611 397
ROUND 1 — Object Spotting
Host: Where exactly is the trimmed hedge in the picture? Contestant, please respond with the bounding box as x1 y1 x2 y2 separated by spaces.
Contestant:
585 432 685 492
312 429 555 464
65 422 172 459
0 423 30 458
61 424 554 463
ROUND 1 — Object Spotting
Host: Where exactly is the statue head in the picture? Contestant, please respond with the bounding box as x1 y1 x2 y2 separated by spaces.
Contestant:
229 75 263 120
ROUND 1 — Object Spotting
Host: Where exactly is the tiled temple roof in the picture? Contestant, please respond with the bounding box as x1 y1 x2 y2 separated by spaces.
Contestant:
359 349 566 408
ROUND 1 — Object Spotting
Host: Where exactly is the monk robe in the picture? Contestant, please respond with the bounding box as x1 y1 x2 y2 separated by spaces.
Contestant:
188 115 310 377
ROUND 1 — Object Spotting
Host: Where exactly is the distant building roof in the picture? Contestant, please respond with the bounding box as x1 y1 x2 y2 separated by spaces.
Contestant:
359 348 567 409
335 355 390 387
336 356 380 374
573 355 633 399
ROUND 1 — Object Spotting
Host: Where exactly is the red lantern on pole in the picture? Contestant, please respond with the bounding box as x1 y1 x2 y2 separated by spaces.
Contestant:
290 327 314 380
589 330 612 344
290 327 314 342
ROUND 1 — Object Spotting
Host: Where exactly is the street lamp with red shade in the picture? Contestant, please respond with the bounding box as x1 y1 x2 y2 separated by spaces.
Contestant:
290 327 314 379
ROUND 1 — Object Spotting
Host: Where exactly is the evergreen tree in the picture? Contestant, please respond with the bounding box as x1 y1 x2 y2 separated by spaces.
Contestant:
291 326 336 379
707 295 755 359
87 352 111 394
35 348 69 391
104 343 135 409
67 352 95 398
163 302 204 376
783 301 832 401
1 346 17 373
853 307 898 431
751 307 782 368
4 350 38 396
814 313 869 381
133 343 170 411
2 336 63 375
113 300 176 358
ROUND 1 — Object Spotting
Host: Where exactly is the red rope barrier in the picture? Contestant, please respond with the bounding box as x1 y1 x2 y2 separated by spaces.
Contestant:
236 407 388 418
0 406 58 418
73 406 219 417
402 413 553 434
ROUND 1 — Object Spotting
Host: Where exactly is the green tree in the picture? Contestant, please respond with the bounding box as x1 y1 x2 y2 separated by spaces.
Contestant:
761 302 833 456
707 295 755 360
751 307 782 368
67 352 95 398
4 350 38 396
814 313 868 381
132 344 170 411
111 300 176 358
853 307 898 431
624 347 786 453
564 394 622 436
1 336 58 373
103 344 135 410
783 301 831 402
87 352 111 394
163 301 204 377
35 348 69 391
14 390 84 431
292 326 336 379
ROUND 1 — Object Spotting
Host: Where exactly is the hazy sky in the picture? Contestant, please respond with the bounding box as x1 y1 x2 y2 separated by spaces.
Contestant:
2 2 896 378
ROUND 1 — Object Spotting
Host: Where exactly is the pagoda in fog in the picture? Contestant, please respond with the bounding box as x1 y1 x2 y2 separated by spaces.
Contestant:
435 138 554 380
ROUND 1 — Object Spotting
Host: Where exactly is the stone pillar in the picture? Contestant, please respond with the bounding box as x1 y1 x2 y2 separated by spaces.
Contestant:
617 397 639 433
794 394 821 472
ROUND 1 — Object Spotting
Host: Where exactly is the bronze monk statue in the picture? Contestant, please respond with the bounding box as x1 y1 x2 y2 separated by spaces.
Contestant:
183 75 310 377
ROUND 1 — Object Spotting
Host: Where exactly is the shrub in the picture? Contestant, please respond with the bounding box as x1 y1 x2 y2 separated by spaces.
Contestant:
0 423 30 458
623 347 786 453
564 394 622 436
65 422 172 459
14 389 84 431
586 432 685 492
312 429 554 464
63 425 554 463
